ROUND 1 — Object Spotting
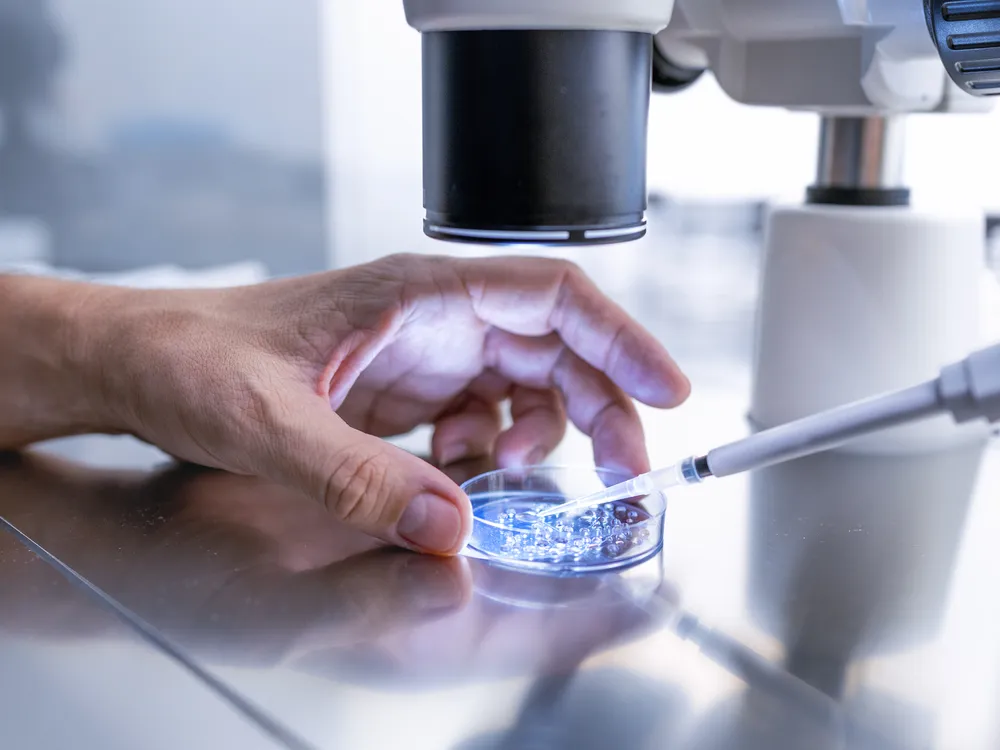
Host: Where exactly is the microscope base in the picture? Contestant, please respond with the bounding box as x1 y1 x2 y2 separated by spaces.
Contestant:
750 203 988 454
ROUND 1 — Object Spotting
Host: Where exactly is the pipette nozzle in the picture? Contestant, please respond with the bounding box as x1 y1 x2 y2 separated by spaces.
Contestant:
535 454 712 519
686 455 713 483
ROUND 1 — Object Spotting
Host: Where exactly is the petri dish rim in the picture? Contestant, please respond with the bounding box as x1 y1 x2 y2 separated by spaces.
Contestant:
461 464 667 532
461 464 668 575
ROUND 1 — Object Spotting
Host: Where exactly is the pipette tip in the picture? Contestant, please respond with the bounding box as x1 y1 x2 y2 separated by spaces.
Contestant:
534 455 712 519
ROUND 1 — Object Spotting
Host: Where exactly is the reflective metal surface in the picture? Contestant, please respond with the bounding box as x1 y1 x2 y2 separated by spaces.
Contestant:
3 198 999 749
3 406 1000 748
0 502 287 749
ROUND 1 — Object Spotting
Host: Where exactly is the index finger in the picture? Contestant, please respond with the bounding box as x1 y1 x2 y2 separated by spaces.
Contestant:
455 257 690 408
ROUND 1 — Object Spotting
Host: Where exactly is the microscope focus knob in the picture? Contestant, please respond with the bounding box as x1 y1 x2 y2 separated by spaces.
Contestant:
651 38 705 93
926 0 1000 96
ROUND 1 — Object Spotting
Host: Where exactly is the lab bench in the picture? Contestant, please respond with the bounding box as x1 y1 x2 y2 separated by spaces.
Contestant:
4 212 1000 749
3 188 999 750
3 370 1000 750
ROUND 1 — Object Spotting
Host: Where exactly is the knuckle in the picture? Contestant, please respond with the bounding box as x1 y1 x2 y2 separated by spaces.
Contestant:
553 257 586 281
323 450 394 527
377 252 425 274
377 251 412 266
604 321 628 376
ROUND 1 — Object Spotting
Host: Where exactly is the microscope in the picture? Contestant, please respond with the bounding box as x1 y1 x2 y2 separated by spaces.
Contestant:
403 0 998 453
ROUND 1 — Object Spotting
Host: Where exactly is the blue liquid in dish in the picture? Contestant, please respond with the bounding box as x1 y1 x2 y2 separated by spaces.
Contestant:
469 492 656 569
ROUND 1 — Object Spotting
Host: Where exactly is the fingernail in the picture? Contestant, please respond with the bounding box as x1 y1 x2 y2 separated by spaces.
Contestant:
438 442 469 467
398 493 463 553
526 448 547 466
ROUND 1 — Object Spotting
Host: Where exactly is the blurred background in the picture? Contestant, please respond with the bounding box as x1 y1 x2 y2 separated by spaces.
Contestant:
0 0 324 278
2 0 1000 379
1 0 998 271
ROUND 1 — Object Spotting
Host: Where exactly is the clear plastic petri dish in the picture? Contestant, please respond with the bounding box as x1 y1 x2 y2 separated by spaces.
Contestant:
461 465 666 575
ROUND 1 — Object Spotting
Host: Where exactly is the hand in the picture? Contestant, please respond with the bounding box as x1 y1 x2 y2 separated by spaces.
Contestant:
67 254 690 554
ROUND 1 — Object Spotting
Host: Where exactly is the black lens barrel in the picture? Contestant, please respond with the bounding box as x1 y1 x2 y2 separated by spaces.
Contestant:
422 29 652 245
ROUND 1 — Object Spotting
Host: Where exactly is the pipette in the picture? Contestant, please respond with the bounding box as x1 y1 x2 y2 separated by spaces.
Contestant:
537 342 1000 519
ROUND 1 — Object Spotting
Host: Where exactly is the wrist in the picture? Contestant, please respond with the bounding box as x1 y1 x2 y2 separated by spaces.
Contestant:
0 275 131 445
58 280 137 437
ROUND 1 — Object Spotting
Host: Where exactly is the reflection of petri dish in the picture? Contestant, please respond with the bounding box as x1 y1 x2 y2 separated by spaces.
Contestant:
462 466 666 575
470 559 607 608
470 556 665 610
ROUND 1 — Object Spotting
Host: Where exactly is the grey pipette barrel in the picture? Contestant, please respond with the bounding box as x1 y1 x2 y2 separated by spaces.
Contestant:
538 344 1000 519
705 341 1000 479
704 382 942 478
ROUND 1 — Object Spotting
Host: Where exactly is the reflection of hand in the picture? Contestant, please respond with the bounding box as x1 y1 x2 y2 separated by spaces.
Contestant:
180 548 473 667
0 456 472 665
142 469 668 673
2 256 688 555
0 456 675 685
313 562 679 684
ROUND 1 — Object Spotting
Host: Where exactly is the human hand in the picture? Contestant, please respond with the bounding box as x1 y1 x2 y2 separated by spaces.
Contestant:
69 254 689 554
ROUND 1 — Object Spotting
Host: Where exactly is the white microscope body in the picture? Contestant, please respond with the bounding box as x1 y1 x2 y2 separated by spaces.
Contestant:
659 0 995 453
404 0 996 453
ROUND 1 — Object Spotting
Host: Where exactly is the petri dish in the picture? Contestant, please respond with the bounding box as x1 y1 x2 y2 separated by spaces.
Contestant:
461 465 666 575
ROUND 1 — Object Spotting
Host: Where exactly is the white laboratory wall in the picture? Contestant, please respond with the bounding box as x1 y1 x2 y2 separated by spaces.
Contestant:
646 81 819 203
320 0 1000 269
320 0 427 267
12 1 329 276
50 0 324 160
907 113 1000 209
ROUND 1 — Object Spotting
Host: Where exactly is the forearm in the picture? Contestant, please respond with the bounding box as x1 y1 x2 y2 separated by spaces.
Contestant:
0 274 120 447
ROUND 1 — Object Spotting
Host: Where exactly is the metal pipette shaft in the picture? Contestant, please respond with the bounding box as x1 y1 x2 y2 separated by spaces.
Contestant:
539 342 1000 517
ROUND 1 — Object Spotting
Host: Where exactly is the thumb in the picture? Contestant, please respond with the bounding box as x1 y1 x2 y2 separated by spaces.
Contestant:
268 396 472 555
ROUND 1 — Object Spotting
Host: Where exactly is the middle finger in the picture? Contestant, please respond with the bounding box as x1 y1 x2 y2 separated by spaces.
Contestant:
485 329 650 476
